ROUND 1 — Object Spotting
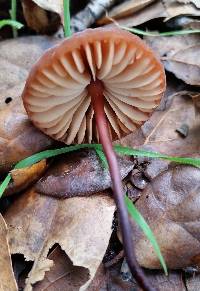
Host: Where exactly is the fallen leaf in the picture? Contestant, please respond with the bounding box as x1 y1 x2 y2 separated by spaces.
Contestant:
35 149 134 198
100 1 167 27
0 214 18 291
33 245 90 291
0 100 53 173
0 35 60 172
0 35 59 107
5 160 47 196
99 0 155 24
145 34 200 86
22 0 61 34
131 165 200 269
121 91 200 156
5 188 115 290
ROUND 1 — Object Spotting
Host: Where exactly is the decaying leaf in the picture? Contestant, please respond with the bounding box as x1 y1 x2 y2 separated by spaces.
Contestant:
5 188 115 290
35 150 134 198
0 35 59 107
0 100 53 173
33 245 90 291
0 36 61 173
145 34 200 85
131 165 200 269
22 0 61 34
100 0 200 27
99 1 167 27
99 0 155 23
119 90 200 270
122 91 200 156
5 160 47 196
0 214 18 291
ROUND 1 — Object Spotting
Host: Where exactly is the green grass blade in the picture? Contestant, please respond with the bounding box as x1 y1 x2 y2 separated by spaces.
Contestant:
114 145 200 168
0 174 11 199
95 148 108 168
0 144 200 198
119 25 200 37
0 19 23 30
125 195 168 275
63 0 71 37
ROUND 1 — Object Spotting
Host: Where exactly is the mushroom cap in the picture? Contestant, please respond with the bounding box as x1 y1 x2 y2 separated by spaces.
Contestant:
22 27 166 144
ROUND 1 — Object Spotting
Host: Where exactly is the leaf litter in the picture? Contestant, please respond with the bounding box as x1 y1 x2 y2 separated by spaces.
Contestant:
0 1 200 290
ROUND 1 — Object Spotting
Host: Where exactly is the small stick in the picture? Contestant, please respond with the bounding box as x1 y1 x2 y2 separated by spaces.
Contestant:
71 0 117 32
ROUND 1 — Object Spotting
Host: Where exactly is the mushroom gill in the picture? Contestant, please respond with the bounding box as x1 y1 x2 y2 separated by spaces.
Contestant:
22 28 165 145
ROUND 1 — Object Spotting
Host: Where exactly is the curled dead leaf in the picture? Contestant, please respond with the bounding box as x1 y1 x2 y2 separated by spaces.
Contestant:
22 0 61 34
98 0 155 24
35 150 134 198
5 160 47 196
5 188 115 290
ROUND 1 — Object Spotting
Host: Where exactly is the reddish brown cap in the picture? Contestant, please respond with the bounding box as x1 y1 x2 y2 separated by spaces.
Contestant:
22 27 166 144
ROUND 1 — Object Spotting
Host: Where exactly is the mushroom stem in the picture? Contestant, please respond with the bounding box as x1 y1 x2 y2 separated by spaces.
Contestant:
88 80 156 291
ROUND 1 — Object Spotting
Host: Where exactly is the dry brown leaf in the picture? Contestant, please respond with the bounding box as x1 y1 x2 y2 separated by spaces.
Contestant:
132 165 200 269
5 160 47 196
5 188 115 291
0 36 60 173
0 214 18 291
0 100 53 173
22 0 61 34
99 0 155 24
145 34 200 85
100 1 167 27
33 245 90 291
100 0 200 27
118 91 200 270
0 35 59 107
35 150 134 198
122 91 200 156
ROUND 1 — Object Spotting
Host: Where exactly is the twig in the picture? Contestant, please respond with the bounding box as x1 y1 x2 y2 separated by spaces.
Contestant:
70 0 117 32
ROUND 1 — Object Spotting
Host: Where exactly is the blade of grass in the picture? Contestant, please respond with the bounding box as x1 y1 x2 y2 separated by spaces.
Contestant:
0 144 200 198
94 148 108 168
125 195 168 275
0 174 12 198
63 0 71 37
119 25 200 37
0 19 23 30
114 145 200 168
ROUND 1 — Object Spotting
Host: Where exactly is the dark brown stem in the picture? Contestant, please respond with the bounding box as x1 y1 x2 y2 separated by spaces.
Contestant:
88 80 157 291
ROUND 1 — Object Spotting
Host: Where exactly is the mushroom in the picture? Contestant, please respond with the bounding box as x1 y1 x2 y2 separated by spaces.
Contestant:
22 27 166 291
